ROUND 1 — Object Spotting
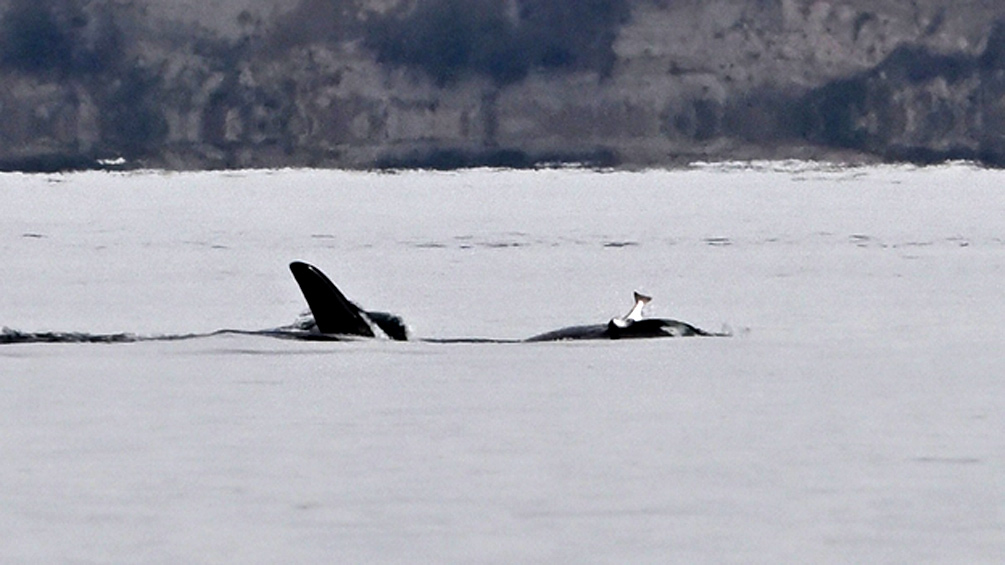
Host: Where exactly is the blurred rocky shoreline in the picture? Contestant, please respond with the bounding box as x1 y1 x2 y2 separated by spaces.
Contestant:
2 0 1004 171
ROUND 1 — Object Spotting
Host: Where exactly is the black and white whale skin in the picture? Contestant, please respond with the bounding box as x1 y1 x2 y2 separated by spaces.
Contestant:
523 317 714 342
289 261 725 342
524 289 716 341
289 261 410 341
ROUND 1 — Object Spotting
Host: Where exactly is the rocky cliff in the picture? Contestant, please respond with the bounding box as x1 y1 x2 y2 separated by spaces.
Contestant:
1 0 1004 171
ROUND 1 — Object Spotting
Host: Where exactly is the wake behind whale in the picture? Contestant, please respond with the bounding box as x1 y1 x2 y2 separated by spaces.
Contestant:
2 261 728 344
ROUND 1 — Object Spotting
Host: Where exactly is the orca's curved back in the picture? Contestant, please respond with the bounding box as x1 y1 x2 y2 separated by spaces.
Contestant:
289 262 375 337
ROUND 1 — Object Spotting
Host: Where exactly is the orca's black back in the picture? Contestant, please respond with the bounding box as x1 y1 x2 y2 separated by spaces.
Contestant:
289 262 375 337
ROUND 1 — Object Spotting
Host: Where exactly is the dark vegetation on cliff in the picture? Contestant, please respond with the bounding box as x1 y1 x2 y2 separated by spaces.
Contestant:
0 0 168 161
268 0 629 85
0 0 118 74
796 22 1005 167
363 0 629 85
1 0 1005 171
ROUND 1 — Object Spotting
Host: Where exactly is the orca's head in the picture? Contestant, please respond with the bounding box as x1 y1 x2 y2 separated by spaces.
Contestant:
365 311 410 341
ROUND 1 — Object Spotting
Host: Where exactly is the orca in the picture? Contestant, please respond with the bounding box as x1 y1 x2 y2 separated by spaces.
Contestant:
524 291 716 341
0 262 726 345
288 261 725 342
289 261 410 341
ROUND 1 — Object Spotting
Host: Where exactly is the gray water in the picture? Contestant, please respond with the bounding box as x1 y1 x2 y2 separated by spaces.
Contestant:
1 165 1003 562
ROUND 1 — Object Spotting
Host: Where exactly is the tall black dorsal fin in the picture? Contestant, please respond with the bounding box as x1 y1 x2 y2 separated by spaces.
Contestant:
289 261 375 337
